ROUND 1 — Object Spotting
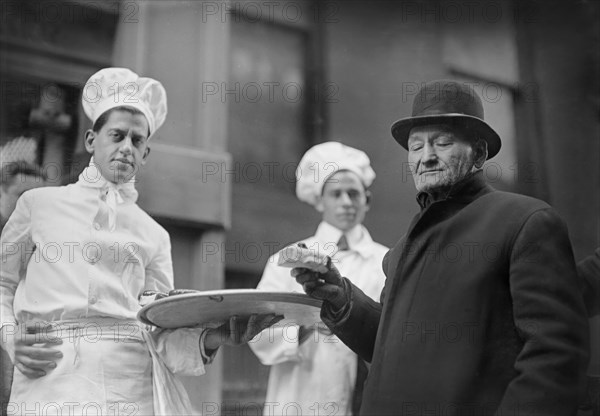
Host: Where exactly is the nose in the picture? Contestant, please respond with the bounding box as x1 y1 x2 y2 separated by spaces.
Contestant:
339 192 352 206
119 134 133 154
421 142 438 165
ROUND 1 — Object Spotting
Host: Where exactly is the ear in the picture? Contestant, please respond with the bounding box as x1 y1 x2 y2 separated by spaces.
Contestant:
84 130 95 154
473 139 488 169
365 190 372 206
314 196 325 213
140 146 151 166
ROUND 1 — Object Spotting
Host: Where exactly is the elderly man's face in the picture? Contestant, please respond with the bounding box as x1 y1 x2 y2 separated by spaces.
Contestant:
407 125 478 194
316 170 370 232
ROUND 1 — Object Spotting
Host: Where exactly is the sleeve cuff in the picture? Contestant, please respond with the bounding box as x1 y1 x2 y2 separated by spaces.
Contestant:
321 277 353 326
199 329 219 364
248 324 303 365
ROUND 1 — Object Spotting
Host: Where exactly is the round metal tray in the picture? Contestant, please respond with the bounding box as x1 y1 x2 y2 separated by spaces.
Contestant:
137 289 323 329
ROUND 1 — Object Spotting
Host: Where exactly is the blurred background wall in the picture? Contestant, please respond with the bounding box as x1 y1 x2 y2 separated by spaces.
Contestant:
1 0 598 413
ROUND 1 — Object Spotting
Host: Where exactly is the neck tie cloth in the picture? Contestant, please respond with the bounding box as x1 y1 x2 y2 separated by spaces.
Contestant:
337 234 350 251
78 159 139 232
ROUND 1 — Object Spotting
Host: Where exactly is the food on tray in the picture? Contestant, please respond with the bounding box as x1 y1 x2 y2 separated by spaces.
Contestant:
277 244 329 273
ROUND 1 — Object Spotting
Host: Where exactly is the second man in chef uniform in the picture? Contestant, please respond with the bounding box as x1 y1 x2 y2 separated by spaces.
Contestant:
250 142 388 416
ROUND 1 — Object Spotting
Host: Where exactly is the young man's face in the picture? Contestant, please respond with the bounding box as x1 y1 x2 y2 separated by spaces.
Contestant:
407 124 478 194
316 170 370 232
85 110 150 184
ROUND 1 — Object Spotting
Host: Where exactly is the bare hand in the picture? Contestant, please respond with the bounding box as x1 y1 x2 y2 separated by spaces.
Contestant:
291 257 348 310
204 314 283 351
1 323 63 378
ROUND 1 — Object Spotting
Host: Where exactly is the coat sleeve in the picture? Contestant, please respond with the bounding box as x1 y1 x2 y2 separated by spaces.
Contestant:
496 208 589 416
144 228 175 294
249 255 311 365
143 230 206 376
578 247 600 317
319 251 390 363
0 192 35 330
150 327 206 376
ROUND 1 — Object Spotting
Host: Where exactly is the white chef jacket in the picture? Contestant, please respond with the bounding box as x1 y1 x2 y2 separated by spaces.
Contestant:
0 166 205 415
249 221 388 416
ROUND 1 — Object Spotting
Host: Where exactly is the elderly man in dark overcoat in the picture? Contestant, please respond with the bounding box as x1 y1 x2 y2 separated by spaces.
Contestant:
292 80 590 416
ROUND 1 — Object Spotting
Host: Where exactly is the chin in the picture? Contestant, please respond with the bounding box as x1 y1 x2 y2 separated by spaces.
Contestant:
119 174 135 184
415 183 434 194
116 166 136 178
337 222 356 231
417 178 449 193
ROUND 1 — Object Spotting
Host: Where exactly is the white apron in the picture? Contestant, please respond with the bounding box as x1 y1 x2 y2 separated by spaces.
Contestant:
7 318 192 416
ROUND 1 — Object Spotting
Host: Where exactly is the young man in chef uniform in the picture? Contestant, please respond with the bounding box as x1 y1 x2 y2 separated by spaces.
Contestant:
0 67 278 415
250 142 388 415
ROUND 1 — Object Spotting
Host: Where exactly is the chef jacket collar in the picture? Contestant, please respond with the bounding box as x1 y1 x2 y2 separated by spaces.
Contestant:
312 221 378 259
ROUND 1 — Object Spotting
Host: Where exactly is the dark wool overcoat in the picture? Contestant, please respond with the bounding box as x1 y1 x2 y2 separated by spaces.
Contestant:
578 247 600 316
323 172 589 416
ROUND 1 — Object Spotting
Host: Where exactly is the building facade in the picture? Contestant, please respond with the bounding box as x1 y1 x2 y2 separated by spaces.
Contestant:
1 0 598 413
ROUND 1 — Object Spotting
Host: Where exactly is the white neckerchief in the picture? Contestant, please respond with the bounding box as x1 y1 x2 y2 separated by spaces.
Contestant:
78 158 139 232
313 221 376 259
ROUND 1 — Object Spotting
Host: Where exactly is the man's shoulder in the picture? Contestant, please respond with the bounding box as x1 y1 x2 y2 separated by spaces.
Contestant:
369 240 390 257
478 189 551 212
473 190 566 236
21 184 71 202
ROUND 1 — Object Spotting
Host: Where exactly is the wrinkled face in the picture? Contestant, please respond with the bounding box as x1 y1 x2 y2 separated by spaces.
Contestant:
84 110 150 184
407 124 478 194
316 170 370 232
0 174 45 225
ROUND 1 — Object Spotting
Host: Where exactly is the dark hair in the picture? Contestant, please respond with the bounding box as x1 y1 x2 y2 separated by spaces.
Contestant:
92 106 149 135
0 160 46 187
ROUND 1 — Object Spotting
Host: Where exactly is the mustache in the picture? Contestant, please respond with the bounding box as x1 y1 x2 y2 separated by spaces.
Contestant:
416 162 446 175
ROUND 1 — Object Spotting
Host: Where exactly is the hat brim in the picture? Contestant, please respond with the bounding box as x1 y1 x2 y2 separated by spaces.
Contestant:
391 114 502 160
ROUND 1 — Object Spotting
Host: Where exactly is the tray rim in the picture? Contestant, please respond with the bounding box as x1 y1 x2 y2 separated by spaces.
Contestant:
137 289 323 327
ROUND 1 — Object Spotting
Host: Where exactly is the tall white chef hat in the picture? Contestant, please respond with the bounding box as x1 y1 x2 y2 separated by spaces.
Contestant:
296 141 376 206
81 67 167 138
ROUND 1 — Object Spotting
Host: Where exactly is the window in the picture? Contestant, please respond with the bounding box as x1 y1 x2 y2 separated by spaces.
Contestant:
0 76 80 184
228 5 322 191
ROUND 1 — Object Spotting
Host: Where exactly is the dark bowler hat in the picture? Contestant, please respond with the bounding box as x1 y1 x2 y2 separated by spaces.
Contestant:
391 80 502 159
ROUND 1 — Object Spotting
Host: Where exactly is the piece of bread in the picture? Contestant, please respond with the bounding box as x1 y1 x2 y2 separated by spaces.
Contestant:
277 244 329 273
